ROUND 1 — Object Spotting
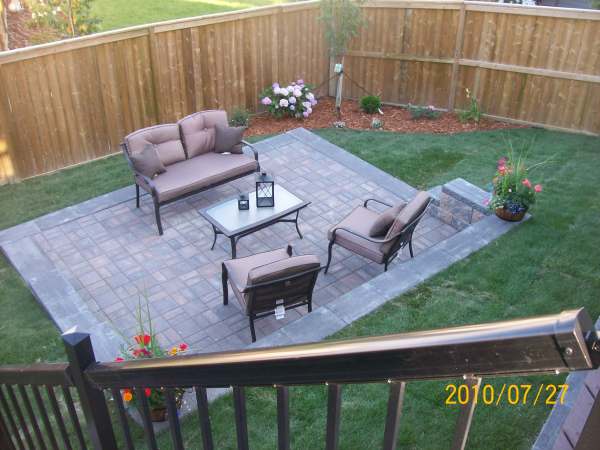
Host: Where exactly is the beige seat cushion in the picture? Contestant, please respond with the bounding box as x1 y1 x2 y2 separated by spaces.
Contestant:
368 201 407 237
178 110 229 158
328 206 386 264
125 124 186 166
152 152 258 202
224 247 291 310
248 255 320 286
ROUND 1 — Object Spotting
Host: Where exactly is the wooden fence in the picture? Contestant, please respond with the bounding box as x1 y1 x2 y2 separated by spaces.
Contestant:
0 1 598 184
341 1 600 134
0 2 329 183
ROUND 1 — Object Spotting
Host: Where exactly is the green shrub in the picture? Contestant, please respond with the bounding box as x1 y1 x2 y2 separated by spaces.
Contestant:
229 108 250 127
360 95 381 114
458 88 482 123
408 104 440 120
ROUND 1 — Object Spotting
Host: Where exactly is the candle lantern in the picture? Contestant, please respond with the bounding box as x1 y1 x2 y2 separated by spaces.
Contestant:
238 194 249 210
255 172 275 207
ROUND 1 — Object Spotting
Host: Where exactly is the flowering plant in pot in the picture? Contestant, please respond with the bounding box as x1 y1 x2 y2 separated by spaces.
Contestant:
486 144 543 222
260 79 317 119
116 300 188 422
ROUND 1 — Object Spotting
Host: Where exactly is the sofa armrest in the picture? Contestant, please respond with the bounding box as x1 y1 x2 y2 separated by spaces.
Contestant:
241 140 259 163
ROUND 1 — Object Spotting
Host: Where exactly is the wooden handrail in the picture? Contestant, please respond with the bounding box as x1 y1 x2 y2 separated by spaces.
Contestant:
0 362 73 386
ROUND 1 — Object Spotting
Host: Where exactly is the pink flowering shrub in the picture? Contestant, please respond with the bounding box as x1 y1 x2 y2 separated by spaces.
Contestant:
260 79 317 119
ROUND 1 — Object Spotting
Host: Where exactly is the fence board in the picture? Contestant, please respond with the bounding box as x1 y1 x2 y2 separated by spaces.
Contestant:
0 1 598 184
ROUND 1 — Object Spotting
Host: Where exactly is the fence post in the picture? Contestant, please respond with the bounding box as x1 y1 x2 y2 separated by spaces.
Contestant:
63 331 118 450
448 2 466 111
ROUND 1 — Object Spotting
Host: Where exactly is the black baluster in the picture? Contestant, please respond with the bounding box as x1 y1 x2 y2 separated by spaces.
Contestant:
451 376 482 450
195 386 214 450
0 397 16 450
5 385 35 450
233 387 249 450
62 386 88 450
46 386 73 450
17 385 47 450
110 388 134 450
382 381 405 450
0 385 24 450
31 385 60 450
276 386 290 450
136 387 158 450
166 389 184 450
325 384 342 450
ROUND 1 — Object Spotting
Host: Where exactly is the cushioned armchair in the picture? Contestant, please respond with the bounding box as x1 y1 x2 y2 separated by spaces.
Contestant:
325 191 431 273
121 110 259 235
222 245 321 342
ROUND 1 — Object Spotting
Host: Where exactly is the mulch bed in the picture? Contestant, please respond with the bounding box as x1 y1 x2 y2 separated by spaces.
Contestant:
6 7 60 49
247 96 523 137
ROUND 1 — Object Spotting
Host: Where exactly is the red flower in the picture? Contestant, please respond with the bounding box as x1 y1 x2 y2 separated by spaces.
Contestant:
144 388 152 398
498 166 507 175
179 343 188 351
115 357 124 362
134 334 152 346
534 184 543 193
522 179 532 188
497 157 507 167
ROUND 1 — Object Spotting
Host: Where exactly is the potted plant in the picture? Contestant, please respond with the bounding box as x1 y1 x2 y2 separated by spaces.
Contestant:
116 299 188 422
487 144 543 222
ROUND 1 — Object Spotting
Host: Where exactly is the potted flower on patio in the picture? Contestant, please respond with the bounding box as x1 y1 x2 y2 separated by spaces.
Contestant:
487 145 543 222
116 301 188 422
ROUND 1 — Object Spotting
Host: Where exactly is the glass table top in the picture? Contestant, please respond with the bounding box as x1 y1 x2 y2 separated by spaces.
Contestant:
199 185 308 235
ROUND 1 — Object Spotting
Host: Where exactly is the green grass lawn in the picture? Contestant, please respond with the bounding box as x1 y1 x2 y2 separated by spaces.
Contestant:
1 127 599 448
92 0 288 31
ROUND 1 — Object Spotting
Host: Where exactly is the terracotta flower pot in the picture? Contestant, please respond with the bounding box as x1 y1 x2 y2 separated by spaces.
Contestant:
495 206 527 222
150 407 167 422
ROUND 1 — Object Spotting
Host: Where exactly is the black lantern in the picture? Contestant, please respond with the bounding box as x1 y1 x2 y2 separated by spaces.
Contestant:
238 193 249 210
255 171 275 207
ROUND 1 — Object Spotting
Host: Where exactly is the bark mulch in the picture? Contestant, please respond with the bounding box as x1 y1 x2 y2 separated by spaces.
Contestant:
247 96 523 137
7 7 60 50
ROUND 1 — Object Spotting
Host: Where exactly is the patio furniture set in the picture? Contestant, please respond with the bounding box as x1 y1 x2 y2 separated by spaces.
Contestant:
121 110 431 341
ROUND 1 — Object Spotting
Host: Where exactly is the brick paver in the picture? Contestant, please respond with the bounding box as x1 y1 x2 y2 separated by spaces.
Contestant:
28 134 457 354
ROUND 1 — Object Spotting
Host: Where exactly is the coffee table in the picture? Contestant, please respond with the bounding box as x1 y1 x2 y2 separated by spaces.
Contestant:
199 185 310 258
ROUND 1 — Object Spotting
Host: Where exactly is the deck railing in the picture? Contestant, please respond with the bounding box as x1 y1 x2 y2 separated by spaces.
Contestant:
1 308 599 450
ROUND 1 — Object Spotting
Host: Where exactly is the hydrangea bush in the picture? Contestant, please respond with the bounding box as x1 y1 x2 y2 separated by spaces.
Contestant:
260 79 318 119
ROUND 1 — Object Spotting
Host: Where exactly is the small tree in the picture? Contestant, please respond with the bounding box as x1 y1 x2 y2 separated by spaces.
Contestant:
319 0 366 117
29 0 101 37
319 0 365 58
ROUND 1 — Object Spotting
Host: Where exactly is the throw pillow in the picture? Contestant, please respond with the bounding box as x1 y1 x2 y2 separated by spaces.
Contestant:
214 124 244 154
368 201 407 237
130 144 166 179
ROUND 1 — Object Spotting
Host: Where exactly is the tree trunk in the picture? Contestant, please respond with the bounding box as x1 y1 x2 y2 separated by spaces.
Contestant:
0 1 8 51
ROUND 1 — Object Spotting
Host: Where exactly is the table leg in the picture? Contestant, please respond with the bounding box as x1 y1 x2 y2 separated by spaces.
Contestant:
210 225 218 250
294 210 303 239
230 236 237 259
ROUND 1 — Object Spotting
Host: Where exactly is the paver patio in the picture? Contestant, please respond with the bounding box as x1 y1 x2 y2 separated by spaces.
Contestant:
0 129 501 361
